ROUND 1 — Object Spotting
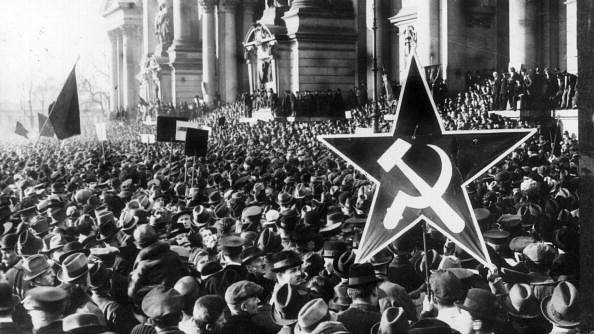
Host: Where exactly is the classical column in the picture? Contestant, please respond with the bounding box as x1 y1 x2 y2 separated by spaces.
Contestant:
241 0 259 93
108 31 118 112
566 0 577 73
200 0 217 107
142 0 159 56
221 0 239 102
122 25 140 111
171 0 200 49
509 0 537 70
116 32 123 109
169 0 201 103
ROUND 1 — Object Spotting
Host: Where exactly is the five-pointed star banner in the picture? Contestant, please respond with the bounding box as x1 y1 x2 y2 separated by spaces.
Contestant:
318 54 536 266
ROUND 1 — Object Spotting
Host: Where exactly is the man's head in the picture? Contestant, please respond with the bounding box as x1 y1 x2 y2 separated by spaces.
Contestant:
23 287 68 329
429 270 464 307
346 263 380 304
224 280 263 315
242 246 268 276
193 295 226 332
272 250 303 285
141 286 184 329
0 233 19 267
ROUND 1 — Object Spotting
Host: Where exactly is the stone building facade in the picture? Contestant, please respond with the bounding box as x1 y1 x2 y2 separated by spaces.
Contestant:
102 0 578 110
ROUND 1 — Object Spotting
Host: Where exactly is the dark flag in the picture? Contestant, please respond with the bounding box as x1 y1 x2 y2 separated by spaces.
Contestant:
139 96 148 106
15 121 29 139
49 66 80 139
185 128 209 157
38 113 55 137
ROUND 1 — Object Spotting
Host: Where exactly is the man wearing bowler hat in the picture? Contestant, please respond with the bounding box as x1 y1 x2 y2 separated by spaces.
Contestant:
336 263 382 334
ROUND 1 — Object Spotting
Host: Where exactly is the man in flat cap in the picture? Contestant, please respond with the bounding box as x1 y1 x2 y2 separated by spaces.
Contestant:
221 280 266 334
23 286 69 334
141 285 185 334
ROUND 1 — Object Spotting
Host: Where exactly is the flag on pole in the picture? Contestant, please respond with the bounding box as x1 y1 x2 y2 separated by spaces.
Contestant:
96 123 107 142
49 65 80 140
38 113 55 137
15 121 29 139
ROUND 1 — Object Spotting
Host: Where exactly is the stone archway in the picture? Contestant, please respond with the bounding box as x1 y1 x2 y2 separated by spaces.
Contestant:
243 23 278 94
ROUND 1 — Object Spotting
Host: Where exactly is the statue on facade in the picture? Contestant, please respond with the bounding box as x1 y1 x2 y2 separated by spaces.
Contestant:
154 1 173 47
403 25 417 56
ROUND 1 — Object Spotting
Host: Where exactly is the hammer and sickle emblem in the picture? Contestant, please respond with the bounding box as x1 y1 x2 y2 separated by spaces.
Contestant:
377 139 465 233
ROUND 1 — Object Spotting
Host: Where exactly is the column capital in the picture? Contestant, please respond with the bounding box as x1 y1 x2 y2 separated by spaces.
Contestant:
120 24 140 36
199 0 218 12
220 0 239 12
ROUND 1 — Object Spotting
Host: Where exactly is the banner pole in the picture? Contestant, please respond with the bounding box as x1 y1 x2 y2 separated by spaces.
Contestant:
168 140 174 181
191 156 196 188
421 219 431 299
184 158 188 184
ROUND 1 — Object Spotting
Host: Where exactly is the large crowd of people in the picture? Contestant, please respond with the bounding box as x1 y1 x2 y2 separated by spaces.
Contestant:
459 68 577 112
0 87 581 334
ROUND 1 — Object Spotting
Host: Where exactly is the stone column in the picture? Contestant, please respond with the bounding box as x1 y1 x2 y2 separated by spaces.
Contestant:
566 0 577 73
221 0 239 102
171 0 200 48
169 0 202 103
108 31 118 112
509 0 537 70
122 25 140 111
116 32 123 109
142 0 159 56
241 0 259 93
200 0 217 107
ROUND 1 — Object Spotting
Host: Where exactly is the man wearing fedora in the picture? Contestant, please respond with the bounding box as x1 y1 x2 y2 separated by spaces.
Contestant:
456 288 506 334
370 249 417 322
221 280 267 334
336 263 382 334
504 283 549 334
271 282 308 334
128 225 185 299
57 253 106 326
23 286 69 334
541 281 580 334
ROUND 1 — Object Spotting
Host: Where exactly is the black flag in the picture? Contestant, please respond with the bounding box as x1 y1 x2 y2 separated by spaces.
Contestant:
49 66 80 139
15 121 29 139
38 113 55 137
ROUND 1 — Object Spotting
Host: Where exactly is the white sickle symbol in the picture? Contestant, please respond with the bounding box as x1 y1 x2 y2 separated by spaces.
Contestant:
377 138 465 233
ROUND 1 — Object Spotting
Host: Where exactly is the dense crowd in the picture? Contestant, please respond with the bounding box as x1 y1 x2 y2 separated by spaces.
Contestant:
459 68 577 112
0 95 580 334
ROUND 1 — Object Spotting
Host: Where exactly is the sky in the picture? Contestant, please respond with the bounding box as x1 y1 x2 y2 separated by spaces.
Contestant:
0 0 109 110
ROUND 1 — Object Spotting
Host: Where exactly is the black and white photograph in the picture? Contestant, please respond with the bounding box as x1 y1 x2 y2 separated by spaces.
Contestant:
0 1 592 333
